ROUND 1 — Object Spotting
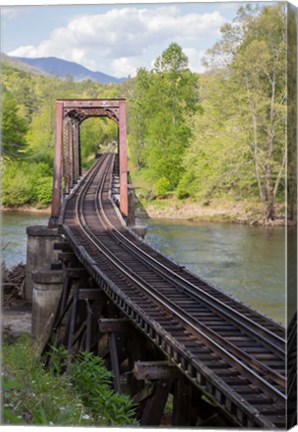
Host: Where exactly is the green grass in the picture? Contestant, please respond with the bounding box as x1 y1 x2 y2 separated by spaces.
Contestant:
2 335 137 427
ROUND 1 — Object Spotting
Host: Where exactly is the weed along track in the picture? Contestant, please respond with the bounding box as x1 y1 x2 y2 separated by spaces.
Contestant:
45 151 289 429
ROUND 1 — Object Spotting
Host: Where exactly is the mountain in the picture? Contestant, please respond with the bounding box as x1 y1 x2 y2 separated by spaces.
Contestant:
1 53 53 77
13 56 126 84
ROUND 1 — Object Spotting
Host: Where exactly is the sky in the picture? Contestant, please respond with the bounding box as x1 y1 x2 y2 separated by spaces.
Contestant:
0 1 293 78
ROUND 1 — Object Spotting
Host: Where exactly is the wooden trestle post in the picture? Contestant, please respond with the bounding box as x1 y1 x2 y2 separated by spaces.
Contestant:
98 318 130 393
173 376 196 426
140 379 172 426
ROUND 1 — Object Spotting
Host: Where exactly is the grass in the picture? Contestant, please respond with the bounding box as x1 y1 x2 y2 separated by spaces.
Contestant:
2 335 137 427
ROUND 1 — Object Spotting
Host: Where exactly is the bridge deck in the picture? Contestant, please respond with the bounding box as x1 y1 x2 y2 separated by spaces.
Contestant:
61 152 286 429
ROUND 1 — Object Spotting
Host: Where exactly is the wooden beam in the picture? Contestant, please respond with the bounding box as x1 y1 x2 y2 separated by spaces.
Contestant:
58 252 76 262
53 242 72 251
133 383 155 403
133 361 180 381
98 318 130 333
109 333 121 393
140 380 172 426
173 377 195 426
66 268 89 279
79 289 102 300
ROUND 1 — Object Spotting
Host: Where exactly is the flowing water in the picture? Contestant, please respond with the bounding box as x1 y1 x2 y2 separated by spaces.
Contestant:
1 212 50 267
1 212 291 325
143 219 292 325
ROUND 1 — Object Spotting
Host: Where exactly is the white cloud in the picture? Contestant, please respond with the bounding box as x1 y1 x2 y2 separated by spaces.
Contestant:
183 48 206 74
112 57 139 77
8 6 226 77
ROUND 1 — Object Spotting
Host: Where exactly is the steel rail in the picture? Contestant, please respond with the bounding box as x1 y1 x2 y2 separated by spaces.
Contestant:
103 205 285 354
68 154 286 403
96 166 286 388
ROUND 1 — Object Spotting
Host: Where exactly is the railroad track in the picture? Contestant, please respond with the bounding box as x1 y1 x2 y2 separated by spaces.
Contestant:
62 151 286 429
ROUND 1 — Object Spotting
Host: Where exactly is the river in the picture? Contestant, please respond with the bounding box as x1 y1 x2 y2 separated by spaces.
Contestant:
1 211 292 325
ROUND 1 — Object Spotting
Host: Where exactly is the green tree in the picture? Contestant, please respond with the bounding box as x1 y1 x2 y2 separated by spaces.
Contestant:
1 91 28 159
80 117 117 169
127 69 149 170
204 4 287 220
128 43 198 194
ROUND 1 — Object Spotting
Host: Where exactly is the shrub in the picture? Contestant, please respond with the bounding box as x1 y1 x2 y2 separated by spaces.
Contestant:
35 177 52 206
2 335 94 426
2 163 34 206
155 177 171 197
69 352 138 426
176 170 195 199
2 161 53 207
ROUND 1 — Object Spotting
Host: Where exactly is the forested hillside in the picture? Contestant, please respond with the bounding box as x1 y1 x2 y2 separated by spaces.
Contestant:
1 4 291 222
128 4 288 222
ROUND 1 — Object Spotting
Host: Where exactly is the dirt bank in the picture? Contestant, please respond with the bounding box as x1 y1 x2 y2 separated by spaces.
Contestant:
139 198 287 226
1 205 51 214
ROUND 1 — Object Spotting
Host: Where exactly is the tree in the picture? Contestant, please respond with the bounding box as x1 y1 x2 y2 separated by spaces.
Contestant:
203 4 287 220
128 43 198 194
80 117 117 169
287 5 297 222
1 91 28 160
127 69 150 170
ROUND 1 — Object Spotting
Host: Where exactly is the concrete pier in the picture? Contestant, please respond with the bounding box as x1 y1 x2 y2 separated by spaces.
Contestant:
31 268 64 343
26 226 61 301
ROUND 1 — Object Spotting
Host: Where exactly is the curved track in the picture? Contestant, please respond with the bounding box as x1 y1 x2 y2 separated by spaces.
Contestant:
63 152 286 429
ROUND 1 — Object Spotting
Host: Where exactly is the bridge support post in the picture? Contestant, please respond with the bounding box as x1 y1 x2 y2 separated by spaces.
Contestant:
119 99 128 217
49 101 64 227
173 377 196 426
26 226 61 301
31 267 64 346
73 120 80 184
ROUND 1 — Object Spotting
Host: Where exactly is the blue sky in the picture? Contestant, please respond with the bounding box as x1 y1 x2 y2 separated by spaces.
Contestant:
0 1 283 77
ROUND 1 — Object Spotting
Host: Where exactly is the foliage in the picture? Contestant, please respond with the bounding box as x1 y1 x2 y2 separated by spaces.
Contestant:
128 43 199 194
2 335 94 426
1 91 28 160
3 336 138 427
179 4 287 220
1 61 120 208
155 177 171 197
80 117 117 169
69 352 137 426
2 161 53 207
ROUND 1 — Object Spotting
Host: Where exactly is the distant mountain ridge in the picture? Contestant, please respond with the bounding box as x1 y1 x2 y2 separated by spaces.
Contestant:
1 53 53 77
13 56 126 84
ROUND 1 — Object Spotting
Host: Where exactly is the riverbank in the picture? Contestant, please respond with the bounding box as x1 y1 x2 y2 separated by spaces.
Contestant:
1 199 288 226
1 205 51 214
137 197 287 226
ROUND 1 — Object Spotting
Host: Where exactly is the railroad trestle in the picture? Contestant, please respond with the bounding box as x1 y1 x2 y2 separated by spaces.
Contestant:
35 150 294 429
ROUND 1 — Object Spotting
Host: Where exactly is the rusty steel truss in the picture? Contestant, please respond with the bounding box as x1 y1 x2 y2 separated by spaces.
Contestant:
49 99 128 227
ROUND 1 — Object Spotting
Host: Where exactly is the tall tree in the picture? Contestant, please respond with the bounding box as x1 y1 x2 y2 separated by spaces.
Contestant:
1 91 28 160
204 4 287 220
129 43 198 194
